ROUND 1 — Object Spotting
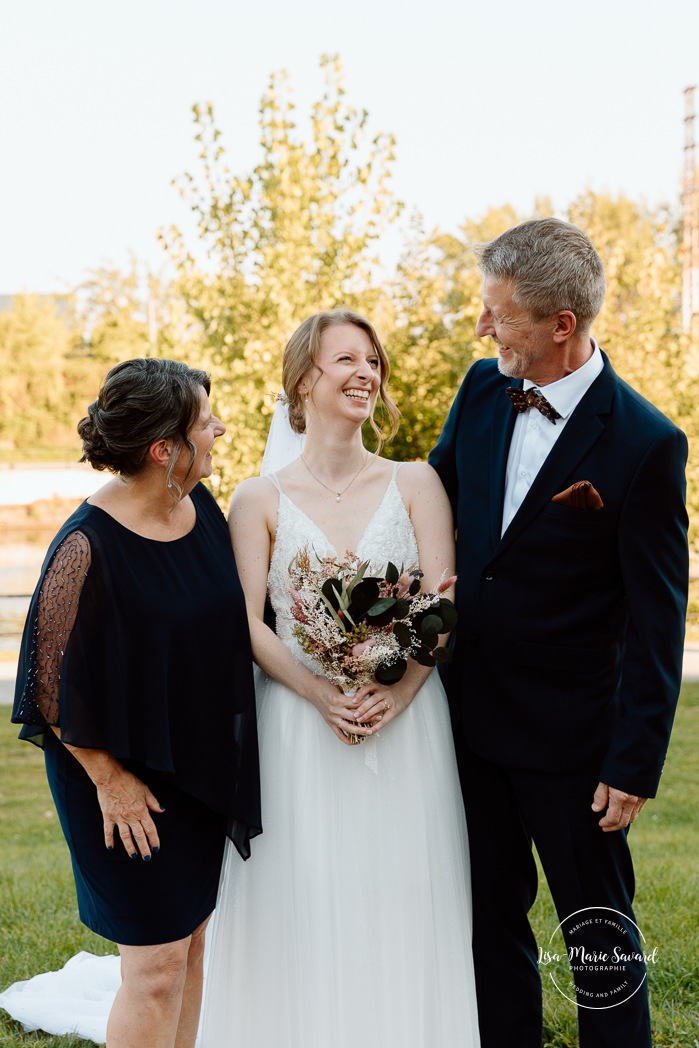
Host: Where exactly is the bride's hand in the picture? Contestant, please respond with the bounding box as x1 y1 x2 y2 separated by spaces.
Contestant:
351 683 411 730
305 676 375 746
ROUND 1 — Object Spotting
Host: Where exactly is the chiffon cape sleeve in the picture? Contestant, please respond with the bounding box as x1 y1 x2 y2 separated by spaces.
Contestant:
12 486 262 859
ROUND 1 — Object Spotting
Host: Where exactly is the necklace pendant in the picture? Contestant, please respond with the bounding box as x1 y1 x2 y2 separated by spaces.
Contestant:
335 494 341 502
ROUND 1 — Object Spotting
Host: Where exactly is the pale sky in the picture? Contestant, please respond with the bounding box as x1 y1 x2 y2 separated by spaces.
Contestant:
1 0 697 293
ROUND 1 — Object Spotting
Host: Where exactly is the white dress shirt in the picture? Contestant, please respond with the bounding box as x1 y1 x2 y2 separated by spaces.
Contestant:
501 342 604 535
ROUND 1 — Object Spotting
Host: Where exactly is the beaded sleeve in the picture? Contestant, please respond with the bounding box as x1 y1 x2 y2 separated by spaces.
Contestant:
25 530 91 725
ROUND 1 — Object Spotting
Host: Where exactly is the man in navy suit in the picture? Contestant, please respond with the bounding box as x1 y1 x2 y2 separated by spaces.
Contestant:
429 218 688 1047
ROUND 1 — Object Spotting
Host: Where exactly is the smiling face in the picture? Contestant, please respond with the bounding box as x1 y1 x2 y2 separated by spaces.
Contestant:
301 323 381 427
476 276 557 382
181 387 226 485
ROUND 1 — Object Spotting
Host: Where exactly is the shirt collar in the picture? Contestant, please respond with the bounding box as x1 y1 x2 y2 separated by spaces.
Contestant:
523 341 603 420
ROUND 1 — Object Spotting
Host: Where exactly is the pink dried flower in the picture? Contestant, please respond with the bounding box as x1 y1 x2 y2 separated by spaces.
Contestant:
394 572 413 598
350 637 377 658
290 589 308 623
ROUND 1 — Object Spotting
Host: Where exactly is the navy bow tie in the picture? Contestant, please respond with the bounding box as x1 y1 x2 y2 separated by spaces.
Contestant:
505 386 562 425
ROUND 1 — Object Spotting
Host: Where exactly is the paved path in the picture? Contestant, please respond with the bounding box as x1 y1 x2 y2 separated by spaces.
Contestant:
3 648 699 706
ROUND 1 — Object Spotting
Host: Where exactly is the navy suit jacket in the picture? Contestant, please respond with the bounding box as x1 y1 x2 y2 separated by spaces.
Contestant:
429 353 689 798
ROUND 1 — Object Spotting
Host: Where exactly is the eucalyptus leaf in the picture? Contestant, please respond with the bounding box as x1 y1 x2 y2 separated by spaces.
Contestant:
420 613 444 634
437 599 458 631
375 657 407 684
365 598 397 628
393 621 412 647
348 577 380 617
431 646 453 664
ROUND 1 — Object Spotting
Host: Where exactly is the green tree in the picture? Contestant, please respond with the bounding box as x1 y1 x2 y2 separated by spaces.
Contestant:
382 206 524 461
568 193 686 406
160 54 402 499
78 262 192 365
0 295 79 448
0 275 189 456
567 192 699 539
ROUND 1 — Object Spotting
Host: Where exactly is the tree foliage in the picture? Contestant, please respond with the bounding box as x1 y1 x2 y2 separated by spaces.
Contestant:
159 54 402 499
77 262 196 364
0 295 82 448
567 192 699 539
383 207 525 462
2 58 698 581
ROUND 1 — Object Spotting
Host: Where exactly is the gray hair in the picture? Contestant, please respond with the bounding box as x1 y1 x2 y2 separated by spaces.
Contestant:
474 218 606 332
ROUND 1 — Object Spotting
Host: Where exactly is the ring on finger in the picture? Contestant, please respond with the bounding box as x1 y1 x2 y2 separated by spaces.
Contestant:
383 700 389 711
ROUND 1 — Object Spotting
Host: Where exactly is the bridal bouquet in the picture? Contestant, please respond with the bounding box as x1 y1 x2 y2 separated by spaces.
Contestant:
288 547 457 741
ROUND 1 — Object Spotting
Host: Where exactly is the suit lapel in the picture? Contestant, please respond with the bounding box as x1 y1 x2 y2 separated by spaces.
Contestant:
493 356 618 558
489 378 520 549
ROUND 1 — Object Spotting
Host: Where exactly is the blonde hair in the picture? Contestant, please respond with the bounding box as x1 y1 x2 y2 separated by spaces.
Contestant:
282 309 400 449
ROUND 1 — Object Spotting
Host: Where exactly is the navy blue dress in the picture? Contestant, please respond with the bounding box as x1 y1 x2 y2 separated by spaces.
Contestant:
12 483 261 946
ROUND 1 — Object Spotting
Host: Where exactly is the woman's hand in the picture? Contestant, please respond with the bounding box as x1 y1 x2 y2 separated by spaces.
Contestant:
95 766 164 859
351 681 413 731
304 676 376 746
51 731 164 860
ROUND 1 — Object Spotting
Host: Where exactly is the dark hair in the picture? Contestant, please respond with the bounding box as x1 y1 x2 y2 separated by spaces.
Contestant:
282 309 400 449
78 358 211 491
474 218 606 332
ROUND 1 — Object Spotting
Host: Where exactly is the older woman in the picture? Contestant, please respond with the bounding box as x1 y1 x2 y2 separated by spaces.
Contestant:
10 358 261 1048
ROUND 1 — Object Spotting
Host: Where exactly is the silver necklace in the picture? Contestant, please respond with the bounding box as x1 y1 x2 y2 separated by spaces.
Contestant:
301 452 371 502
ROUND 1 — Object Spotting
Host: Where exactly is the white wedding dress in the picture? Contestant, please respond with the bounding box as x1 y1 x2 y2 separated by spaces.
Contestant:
0 466 480 1047
199 466 480 1047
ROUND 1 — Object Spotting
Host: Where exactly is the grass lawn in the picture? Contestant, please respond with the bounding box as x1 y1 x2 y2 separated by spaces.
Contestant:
1 687 698 1047
531 681 699 1047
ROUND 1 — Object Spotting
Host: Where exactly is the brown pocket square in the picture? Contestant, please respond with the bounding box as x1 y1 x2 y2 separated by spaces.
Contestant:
551 480 604 511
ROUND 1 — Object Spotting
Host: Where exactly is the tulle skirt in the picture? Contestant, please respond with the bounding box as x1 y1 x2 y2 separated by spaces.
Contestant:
0 952 118 1044
200 668 480 1047
0 671 479 1047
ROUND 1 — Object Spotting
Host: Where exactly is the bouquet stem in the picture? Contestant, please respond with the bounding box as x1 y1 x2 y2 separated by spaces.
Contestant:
343 689 370 746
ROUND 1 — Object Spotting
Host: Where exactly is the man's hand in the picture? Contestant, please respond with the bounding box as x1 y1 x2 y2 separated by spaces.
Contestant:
592 782 647 832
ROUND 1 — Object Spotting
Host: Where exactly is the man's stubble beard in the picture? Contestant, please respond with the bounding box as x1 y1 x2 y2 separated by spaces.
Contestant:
495 341 547 381
496 351 529 380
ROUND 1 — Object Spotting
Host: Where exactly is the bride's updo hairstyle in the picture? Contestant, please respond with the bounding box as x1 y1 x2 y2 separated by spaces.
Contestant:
78 358 211 492
282 309 400 449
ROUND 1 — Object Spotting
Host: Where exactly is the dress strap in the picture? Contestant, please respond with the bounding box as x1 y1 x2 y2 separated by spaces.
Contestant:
266 472 283 494
390 461 402 482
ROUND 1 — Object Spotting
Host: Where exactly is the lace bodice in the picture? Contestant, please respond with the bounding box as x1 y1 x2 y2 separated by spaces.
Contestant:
267 465 418 671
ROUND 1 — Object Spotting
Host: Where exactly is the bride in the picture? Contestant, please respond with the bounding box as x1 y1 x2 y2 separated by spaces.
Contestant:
199 309 480 1046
